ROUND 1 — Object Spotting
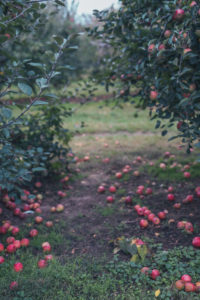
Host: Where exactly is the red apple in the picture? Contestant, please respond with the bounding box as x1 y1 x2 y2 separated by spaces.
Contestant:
10 281 18 290
38 259 47 268
185 282 196 292
50 206 56 213
175 280 185 290
35 216 43 224
29 229 38 237
0 243 4 252
152 217 160 225
173 9 185 20
192 237 200 248
109 186 116 193
13 240 21 249
0 256 5 264
158 44 165 51
97 185 105 193
42 242 51 252
140 219 149 228
115 172 122 179
148 213 155 222
12 227 19 236
181 274 192 283
56 204 64 212
35 181 42 188
141 267 149 274
184 172 191 178
13 208 21 216
190 1 197 8
7 236 15 244
7 244 16 253
151 269 160 280
157 212 166 219
13 262 23 272
185 222 194 233
46 221 53 228
21 238 29 247
125 196 132 204
150 90 158 100
167 194 175 201
106 196 114 203
164 30 171 38
45 254 53 261
174 203 181 209
148 44 155 53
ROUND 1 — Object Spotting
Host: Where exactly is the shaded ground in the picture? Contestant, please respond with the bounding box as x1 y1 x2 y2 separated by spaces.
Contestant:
2 143 199 262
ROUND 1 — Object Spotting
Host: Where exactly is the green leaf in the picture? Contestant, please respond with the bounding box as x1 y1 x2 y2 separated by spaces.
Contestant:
36 78 48 89
18 83 33 96
32 167 46 172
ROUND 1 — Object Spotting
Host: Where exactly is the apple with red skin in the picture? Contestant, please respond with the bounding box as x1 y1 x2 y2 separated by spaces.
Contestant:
12 227 19 236
184 172 191 178
29 229 38 237
13 208 21 216
140 219 148 228
46 221 53 228
10 281 18 290
174 203 181 209
0 243 4 252
175 280 185 290
0 256 5 264
35 216 43 224
134 204 141 211
106 196 114 203
148 44 155 53
181 274 192 283
21 238 29 247
3 221 11 230
51 206 56 213
137 208 144 216
141 267 149 274
13 240 21 249
98 185 105 193
23 204 30 211
157 212 166 219
7 244 16 253
7 236 15 244
164 30 171 38
144 209 151 216
151 269 160 280
177 221 185 229
173 8 185 20
0 226 7 234
56 204 64 212
185 222 194 233
42 242 51 252
185 282 196 292
192 237 200 248
125 196 132 204
38 259 47 268
195 187 200 197
35 181 42 188
148 213 155 222
168 186 174 193
13 262 23 272
167 194 175 201
133 170 140 176
115 172 122 179
109 186 116 193
190 1 197 8
152 217 160 225
183 195 194 204
146 188 152 195
45 254 53 261
150 90 158 100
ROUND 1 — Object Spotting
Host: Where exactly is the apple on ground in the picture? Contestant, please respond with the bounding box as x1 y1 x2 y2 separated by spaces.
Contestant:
151 269 160 280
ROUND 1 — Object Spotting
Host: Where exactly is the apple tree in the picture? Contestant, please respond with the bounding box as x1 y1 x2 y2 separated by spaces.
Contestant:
0 0 76 201
89 0 200 151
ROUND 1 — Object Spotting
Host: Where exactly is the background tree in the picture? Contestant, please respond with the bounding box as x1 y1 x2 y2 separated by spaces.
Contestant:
89 0 200 151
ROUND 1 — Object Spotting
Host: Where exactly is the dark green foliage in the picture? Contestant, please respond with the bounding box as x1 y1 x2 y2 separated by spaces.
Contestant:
89 0 200 147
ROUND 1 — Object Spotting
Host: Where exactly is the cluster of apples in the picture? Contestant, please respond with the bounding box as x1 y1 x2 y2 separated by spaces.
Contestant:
177 221 194 233
134 204 167 228
175 274 200 293
97 184 118 203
